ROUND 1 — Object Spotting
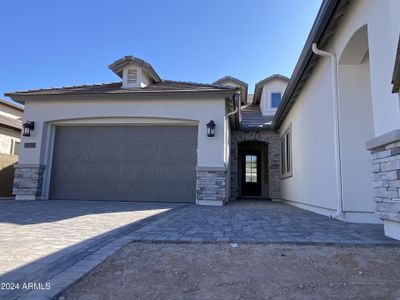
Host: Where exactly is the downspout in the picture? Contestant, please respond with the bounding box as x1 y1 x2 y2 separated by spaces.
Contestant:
227 92 240 118
224 93 240 204
312 43 344 219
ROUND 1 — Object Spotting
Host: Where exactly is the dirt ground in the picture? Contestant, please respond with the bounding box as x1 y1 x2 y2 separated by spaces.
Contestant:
64 243 400 300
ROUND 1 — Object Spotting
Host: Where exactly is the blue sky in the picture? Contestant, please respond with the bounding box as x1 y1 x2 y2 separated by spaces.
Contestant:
0 0 322 101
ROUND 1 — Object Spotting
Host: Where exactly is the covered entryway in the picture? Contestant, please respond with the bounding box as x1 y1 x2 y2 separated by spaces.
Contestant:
49 125 197 202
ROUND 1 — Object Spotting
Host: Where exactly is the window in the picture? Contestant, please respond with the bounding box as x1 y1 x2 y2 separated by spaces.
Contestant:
245 155 257 183
13 141 20 156
271 92 282 108
281 125 292 178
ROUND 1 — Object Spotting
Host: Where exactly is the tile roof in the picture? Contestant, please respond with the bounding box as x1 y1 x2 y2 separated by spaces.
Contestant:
0 115 22 130
5 80 236 97
108 56 162 82
240 104 273 130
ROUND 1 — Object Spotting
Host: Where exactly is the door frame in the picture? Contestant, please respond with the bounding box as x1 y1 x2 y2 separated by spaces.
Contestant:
238 141 269 199
241 150 262 196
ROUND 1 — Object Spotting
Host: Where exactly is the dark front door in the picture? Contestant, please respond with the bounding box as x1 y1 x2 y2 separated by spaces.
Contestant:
241 151 262 196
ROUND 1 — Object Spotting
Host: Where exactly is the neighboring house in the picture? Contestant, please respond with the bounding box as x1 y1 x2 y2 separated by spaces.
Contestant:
5 0 400 240
0 98 23 197
0 98 23 155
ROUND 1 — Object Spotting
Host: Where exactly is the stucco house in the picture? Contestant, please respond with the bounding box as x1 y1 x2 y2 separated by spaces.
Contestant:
5 0 400 240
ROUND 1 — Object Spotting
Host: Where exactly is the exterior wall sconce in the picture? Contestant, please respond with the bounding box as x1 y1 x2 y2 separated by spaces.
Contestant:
22 121 35 137
206 120 215 137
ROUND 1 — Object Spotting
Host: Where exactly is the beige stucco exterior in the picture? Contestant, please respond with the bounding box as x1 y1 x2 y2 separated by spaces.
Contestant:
279 0 400 224
19 96 230 200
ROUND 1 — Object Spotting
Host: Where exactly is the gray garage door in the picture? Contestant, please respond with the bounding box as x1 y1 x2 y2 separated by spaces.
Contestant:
49 125 197 202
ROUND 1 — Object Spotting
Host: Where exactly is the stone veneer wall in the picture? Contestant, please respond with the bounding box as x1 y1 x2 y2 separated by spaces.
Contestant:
196 168 227 205
230 130 281 200
370 142 400 235
13 164 45 200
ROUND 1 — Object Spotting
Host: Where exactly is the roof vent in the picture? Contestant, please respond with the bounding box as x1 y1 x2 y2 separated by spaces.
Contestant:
127 69 138 84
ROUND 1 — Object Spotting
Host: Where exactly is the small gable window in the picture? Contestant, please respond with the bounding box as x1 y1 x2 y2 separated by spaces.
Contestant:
127 69 138 84
271 92 282 108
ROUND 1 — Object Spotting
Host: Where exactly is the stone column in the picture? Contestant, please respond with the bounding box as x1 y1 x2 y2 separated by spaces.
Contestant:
13 164 45 200
367 130 400 240
196 167 227 206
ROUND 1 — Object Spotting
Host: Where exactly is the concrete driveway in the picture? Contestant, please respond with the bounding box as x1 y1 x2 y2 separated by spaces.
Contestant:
0 200 398 299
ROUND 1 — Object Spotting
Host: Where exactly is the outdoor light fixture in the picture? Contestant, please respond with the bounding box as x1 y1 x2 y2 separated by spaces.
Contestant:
22 121 35 137
206 120 215 137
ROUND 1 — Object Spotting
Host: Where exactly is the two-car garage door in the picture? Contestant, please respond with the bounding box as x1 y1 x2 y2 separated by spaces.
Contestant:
49 125 197 202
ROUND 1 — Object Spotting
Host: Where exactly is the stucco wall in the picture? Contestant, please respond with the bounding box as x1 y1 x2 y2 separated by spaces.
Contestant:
280 58 339 213
20 97 228 167
260 79 288 116
279 0 399 223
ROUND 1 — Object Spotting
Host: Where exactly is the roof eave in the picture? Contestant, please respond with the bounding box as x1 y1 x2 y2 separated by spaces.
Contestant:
6 88 238 103
271 0 345 130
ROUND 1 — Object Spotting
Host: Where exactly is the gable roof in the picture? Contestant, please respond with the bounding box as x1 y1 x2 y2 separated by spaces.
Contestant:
253 74 289 104
108 56 162 83
5 80 238 103
213 76 248 104
392 34 400 93
272 0 350 130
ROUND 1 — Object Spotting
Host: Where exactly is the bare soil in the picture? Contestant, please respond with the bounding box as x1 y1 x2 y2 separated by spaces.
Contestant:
64 243 400 300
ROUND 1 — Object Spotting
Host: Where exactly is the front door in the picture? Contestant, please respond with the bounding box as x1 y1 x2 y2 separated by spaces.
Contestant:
241 151 262 196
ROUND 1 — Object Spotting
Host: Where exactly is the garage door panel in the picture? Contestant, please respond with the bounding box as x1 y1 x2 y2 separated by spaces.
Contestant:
50 125 197 202
125 144 161 162
50 182 85 200
55 127 91 144
161 183 194 202
86 183 121 200
121 183 160 201
51 163 88 182
163 126 197 144
90 127 125 142
123 164 159 182
161 164 196 183
87 164 121 181
52 145 88 163
88 144 124 163
126 127 162 143
163 144 197 163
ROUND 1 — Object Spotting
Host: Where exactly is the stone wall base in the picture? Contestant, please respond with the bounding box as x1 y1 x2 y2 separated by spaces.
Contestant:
196 167 227 205
368 133 400 239
13 164 45 200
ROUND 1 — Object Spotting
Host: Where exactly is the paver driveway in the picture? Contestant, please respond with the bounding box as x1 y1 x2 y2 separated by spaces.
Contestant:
0 199 398 299
0 200 183 299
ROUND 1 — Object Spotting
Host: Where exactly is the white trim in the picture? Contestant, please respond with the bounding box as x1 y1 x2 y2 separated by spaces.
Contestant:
280 123 293 178
383 220 400 240
196 199 224 206
282 198 381 224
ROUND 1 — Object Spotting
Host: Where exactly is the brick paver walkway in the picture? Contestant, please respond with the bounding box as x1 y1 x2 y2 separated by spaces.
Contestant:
0 200 398 299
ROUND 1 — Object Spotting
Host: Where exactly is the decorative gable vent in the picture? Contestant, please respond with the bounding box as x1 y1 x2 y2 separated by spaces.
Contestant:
127 69 138 84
